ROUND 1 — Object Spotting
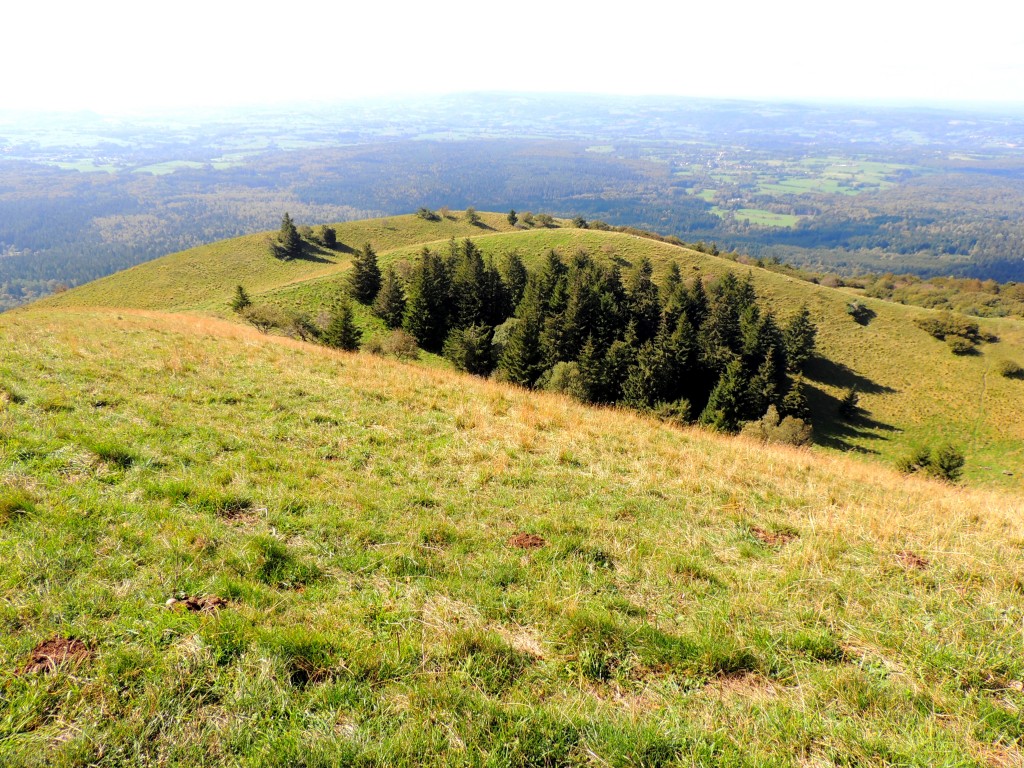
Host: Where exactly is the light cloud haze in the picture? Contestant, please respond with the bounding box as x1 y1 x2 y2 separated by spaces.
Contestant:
4 0 1023 112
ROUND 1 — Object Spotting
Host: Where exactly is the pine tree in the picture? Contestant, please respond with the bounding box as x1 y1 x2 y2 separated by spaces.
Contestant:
698 358 748 432
402 249 450 351
323 302 362 351
372 267 406 329
625 257 661 343
498 278 546 386
503 251 528 309
507 209 518 226
575 336 607 404
443 325 495 375
451 238 486 328
230 285 252 312
783 305 817 372
277 213 303 260
349 243 382 304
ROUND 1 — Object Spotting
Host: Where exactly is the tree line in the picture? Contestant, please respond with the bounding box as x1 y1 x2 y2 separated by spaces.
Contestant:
344 237 817 434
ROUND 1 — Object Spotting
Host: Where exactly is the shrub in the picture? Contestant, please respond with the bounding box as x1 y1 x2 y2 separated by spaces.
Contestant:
538 361 584 399
916 311 980 342
947 336 976 355
897 443 965 482
464 207 481 225
416 207 439 221
652 399 691 426
998 360 1023 379
241 304 288 334
365 330 421 360
740 406 813 446
846 301 874 326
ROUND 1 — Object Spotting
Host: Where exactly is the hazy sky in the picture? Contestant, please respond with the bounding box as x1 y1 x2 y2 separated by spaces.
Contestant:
4 0 1023 112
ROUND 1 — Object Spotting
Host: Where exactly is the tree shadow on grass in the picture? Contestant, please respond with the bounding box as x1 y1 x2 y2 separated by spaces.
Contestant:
807 383 900 454
804 356 896 395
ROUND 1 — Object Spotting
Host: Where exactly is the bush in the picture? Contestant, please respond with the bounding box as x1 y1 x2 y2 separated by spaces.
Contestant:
366 330 420 360
538 362 584 399
947 336 976 355
998 360 1023 379
846 301 874 326
652 399 691 427
897 443 965 482
416 207 439 221
740 406 813 446
916 311 980 343
241 304 288 334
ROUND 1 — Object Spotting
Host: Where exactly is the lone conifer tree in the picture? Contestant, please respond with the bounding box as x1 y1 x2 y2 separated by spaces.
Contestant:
507 209 518 226
230 285 252 312
349 243 382 304
277 213 303 260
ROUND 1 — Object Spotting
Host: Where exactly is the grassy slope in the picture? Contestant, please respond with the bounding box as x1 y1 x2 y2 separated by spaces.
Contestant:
39 212 518 312
1 308 1022 767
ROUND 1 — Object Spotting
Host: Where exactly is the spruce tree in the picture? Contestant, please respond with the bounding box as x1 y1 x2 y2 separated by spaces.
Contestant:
497 278 546 387
277 213 303 260
349 243 382 304
625 257 661 344
507 209 518 226
402 249 449 351
323 302 361 351
372 267 406 329
451 239 486 328
230 285 252 312
503 251 528 309
443 325 495 375
319 225 337 249
698 358 748 432
783 306 817 372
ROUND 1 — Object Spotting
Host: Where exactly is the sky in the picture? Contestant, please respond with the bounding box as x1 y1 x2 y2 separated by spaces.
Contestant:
3 0 1023 113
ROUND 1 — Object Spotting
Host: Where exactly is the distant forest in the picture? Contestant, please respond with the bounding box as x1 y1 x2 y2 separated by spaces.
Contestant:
3 95 1024 310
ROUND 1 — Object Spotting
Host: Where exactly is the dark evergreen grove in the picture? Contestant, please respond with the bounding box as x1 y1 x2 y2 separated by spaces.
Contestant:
350 238 818 433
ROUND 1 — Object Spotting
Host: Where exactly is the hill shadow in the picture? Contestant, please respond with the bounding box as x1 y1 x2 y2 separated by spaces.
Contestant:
804 356 896 395
806 383 899 453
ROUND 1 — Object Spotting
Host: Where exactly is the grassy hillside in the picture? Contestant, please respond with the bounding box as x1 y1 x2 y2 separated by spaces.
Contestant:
2 308 1023 766
39 211 518 312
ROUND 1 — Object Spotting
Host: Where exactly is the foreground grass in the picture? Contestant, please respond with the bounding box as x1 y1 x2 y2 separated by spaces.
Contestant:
2 309 1023 766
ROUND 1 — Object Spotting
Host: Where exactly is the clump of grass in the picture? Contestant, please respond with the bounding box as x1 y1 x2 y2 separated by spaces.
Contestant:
87 440 140 469
449 629 533 694
247 536 321 589
0 487 36 523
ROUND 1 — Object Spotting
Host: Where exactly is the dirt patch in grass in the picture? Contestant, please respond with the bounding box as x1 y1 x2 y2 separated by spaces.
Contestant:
508 533 547 549
896 550 930 569
705 671 782 701
750 526 798 546
19 637 91 675
166 595 228 613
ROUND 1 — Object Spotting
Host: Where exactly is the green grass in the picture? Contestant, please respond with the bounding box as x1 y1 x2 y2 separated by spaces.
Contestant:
1 308 1022 765
712 207 800 227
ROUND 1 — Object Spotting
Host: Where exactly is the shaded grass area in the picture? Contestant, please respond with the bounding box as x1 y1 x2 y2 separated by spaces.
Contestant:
1 310 1022 765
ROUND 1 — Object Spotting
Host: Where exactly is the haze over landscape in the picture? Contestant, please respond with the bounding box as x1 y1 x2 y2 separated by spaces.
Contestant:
2 3 1024 766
